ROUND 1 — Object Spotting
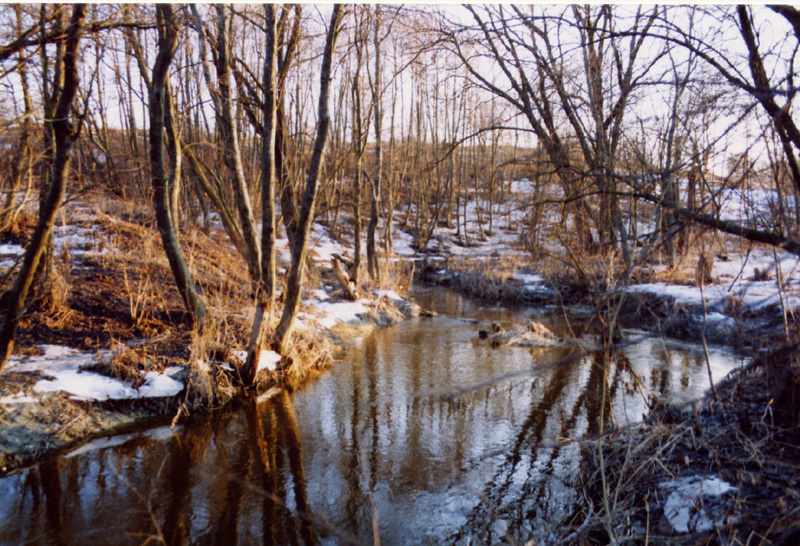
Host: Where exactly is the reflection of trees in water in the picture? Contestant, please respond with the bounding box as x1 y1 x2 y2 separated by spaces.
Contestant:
247 390 316 546
0 392 317 546
157 393 316 545
456 349 635 545
41 458 65 546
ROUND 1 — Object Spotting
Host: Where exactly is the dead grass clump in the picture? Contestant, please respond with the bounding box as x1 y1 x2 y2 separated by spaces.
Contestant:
650 265 696 286
371 258 416 296
696 252 714 285
724 294 744 317
427 257 550 303
28 266 74 329
752 266 772 282
81 344 148 389
258 328 333 392
0 206 35 242
94 199 154 225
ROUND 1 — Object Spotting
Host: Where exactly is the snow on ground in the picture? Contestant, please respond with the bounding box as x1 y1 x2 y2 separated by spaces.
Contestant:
375 289 402 300
660 476 737 533
231 349 282 372
0 243 24 268
302 297 370 329
1 345 183 403
512 272 557 297
0 205 108 270
392 227 416 257
629 247 800 315
2 181 798 410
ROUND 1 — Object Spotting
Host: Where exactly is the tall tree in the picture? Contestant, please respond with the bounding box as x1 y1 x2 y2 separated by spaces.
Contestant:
149 3 207 328
0 4 88 372
243 4 279 385
212 4 261 286
366 5 385 281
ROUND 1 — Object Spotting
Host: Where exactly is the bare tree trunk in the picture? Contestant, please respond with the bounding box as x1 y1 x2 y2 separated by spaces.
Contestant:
273 4 343 356
0 4 87 373
33 5 66 292
164 79 182 227
244 5 279 386
213 5 261 286
149 4 206 328
349 13 368 285
367 6 383 281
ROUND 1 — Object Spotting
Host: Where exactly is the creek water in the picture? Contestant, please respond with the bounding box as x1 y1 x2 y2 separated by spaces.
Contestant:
0 287 745 545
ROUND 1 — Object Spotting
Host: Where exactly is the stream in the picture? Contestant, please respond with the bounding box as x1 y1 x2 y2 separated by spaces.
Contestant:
0 287 745 545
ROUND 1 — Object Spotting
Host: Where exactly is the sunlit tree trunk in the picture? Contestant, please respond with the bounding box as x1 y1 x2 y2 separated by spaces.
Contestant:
213 5 261 287
244 4 279 385
367 6 383 281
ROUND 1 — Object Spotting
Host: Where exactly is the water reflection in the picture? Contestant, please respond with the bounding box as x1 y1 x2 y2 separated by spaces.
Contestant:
0 288 745 546
0 392 319 546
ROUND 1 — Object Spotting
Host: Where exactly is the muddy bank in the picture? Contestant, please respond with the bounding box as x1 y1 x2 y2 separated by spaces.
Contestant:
569 352 800 544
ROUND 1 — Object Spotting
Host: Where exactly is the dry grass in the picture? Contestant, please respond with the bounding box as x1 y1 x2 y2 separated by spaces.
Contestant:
81 342 149 389
564 354 800 545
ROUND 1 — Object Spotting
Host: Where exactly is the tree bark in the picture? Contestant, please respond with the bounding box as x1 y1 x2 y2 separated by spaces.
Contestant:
367 6 383 281
149 4 206 328
213 5 261 287
0 4 87 373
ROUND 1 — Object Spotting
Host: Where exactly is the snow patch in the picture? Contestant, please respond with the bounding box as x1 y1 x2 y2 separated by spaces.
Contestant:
34 370 138 400
0 393 37 404
375 289 402 301
257 350 281 373
311 299 370 329
0 243 23 255
660 476 737 533
137 371 183 398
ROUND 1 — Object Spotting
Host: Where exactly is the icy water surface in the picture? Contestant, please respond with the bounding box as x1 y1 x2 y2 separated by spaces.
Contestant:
0 287 745 545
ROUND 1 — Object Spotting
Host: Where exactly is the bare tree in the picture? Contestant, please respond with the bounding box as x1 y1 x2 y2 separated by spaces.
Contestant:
243 4 279 386
212 4 261 286
148 4 206 328
273 4 344 356
0 4 88 372
366 5 388 281
444 6 659 267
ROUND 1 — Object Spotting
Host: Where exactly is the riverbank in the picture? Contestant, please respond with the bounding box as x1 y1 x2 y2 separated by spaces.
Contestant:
566 351 800 544
414 246 800 543
1 190 798 543
0 196 421 475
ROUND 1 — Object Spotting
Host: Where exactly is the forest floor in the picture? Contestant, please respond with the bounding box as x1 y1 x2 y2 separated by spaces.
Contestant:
1 187 799 543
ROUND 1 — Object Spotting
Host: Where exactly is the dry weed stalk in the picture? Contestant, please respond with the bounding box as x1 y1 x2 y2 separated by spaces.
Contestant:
122 266 155 329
